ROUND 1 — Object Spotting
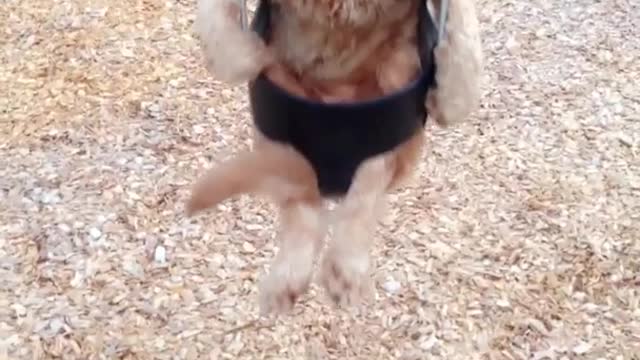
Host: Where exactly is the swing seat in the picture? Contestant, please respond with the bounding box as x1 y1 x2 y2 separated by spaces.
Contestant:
248 0 440 197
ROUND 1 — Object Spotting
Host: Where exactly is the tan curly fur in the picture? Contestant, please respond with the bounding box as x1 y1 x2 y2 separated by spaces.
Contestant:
189 0 482 314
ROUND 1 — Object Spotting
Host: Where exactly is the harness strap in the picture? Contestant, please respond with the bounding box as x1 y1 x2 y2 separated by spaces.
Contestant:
246 0 440 196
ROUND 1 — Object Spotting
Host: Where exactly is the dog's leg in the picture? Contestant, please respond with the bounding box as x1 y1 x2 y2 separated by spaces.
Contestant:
319 154 394 308
313 41 423 309
194 0 274 84
427 0 483 127
186 136 325 314
259 198 326 315
319 129 424 308
317 29 428 302
248 138 325 315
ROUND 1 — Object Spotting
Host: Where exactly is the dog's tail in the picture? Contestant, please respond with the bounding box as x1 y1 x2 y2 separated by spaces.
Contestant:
186 143 319 216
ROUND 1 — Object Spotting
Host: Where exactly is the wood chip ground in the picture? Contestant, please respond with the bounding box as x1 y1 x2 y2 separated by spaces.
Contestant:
1 0 639 358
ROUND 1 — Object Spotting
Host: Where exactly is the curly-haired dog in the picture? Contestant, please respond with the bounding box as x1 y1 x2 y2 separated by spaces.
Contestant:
188 0 482 314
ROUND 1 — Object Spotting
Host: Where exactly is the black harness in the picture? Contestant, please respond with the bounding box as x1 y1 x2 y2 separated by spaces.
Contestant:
248 0 439 197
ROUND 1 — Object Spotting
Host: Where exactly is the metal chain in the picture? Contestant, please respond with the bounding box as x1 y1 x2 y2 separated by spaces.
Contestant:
239 0 248 30
437 0 449 41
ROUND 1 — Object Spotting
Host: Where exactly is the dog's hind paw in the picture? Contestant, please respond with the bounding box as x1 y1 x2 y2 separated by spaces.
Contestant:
319 245 374 309
258 242 316 315
259 278 307 315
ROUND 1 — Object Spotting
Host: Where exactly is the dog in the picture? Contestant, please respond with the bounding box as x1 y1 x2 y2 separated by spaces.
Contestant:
188 0 483 314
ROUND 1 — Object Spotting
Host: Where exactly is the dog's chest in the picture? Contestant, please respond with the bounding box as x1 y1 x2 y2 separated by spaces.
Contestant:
269 0 416 80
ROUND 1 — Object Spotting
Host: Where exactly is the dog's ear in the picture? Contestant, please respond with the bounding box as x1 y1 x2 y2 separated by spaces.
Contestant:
427 0 483 127
194 0 274 84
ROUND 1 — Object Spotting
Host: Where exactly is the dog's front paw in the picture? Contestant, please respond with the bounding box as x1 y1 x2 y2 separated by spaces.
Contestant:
258 243 316 315
319 245 373 308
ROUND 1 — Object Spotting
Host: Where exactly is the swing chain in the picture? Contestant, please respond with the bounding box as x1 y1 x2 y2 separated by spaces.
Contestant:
239 0 249 30
437 0 449 41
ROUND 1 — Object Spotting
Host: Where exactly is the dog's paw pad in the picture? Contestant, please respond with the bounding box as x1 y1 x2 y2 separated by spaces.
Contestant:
259 282 305 315
258 252 315 315
319 249 372 308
